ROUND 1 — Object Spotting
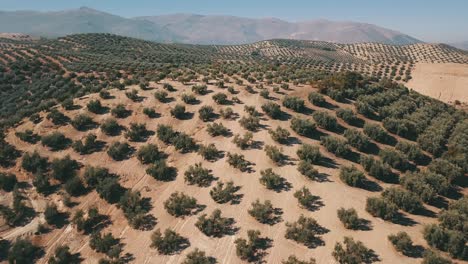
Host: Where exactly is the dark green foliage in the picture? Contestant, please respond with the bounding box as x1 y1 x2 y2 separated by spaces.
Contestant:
337 208 360 230
83 166 111 188
395 141 426 164
422 250 454 264
438 196 467 234
89 232 121 257
260 168 284 190
8 239 41 264
157 124 177 144
383 117 418 140
290 117 316 137
184 163 214 187
0 135 19 168
44 203 60 226
297 144 321 164
363 123 391 144
339 166 365 187
96 177 125 204
294 187 321 210
337 108 361 126
360 155 394 182
170 104 186 119
192 84 208 95
400 171 450 202
220 107 235 119
313 111 338 131
264 145 285 165
0 172 17 192
125 122 149 142
388 232 413 256
154 90 169 102
47 109 69 126
15 129 40 144
143 107 157 118
173 133 197 153
343 129 370 152
73 133 100 154
283 96 305 112
282 255 317 264
232 132 253 149
33 171 51 194
308 92 326 106
206 122 229 137
269 126 290 144
297 161 320 180
164 192 198 217
87 99 105 114
181 93 197 104
423 224 467 260
99 90 111 99
198 143 220 161
125 89 140 101
137 144 162 164
111 104 130 118
320 136 351 158
446 120 468 173
239 115 260 131
227 152 249 171
248 199 276 224
48 245 81 264
212 93 228 105
146 159 176 181
199 105 215 121
332 237 378 264
100 118 121 136
41 132 70 151
195 209 234 237
382 187 423 213
235 230 270 262
107 142 132 161
22 151 48 173
262 102 282 119
210 181 239 204
285 215 326 247
117 190 150 228
64 176 85 196
379 148 410 171
182 248 216 264
428 159 463 183
51 155 78 182
71 114 95 131
163 83 175 91
365 197 398 221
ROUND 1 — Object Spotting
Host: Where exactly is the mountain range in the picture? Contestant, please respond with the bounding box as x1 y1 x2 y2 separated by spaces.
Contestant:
0 6 423 45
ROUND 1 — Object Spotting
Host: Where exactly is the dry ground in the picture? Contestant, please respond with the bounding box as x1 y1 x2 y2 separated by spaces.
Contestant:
0 79 463 264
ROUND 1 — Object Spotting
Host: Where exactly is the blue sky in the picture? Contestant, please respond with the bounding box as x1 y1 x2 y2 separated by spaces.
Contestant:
1 0 467 42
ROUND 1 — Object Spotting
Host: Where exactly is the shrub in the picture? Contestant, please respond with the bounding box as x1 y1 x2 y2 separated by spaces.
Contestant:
41 132 70 151
125 89 140 101
244 105 260 116
260 89 269 99
198 143 220 161
297 161 320 180
235 230 269 262
117 190 149 226
343 129 370 152
100 118 121 136
290 117 316 137
157 124 177 144
15 130 40 144
184 163 213 187
22 151 48 173
308 92 326 106
146 159 176 182
337 208 360 230
192 84 208 95
422 250 454 264
388 232 413 255
423 224 466 259
137 144 162 164
164 192 198 217
210 181 238 204
72 134 100 155
64 176 85 196
154 90 169 102
260 169 284 190
232 132 253 149
363 123 391 144
107 142 132 161
96 177 125 204
337 108 360 126
332 237 377 264
206 122 229 137
44 203 60 225
163 83 175 91
365 197 398 221
7 239 41 264
47 109 69 125
172 133 197 153
227 153 249 171
382 187 423 213
339 166 365 187
262 102 282 119
294 187 320 210
87 99 105 114
99 90 111 99
379 148 410 171
269 127 290 144
428 159 463 183
51 155 78 182
183 248 216 264
33 171 51 194
111 104 130 118
320 136 351 158
181 93 197 104
239 115 260 131
195 209 234 237
282 255 316 264
220 107 234 119
212 93 228 105
400 171 449 202
48 245 80 264
360 155 394 182
313 111 338 131
125 123 149 142
283 96 305 112
0 172 17 192
395 141 425 164
248 199 276 224
71 114 95 131
297 144 321 164
89 232 121 257
285 215 326 247
199 106 215 121
264 145 284 165
170 104 186 119
83 166 111 188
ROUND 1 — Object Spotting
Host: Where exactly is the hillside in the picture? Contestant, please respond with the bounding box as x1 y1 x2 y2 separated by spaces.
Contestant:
0 33 467 264
0 7 421 45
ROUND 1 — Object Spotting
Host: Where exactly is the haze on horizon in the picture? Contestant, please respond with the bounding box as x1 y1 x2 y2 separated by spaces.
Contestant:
1 0 467 43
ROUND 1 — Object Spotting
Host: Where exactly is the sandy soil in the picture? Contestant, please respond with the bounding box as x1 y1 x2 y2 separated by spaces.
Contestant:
1 79 462 264
407 63 468 104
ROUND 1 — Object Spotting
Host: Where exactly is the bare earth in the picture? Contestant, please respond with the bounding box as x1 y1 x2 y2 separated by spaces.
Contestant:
407 63 468 104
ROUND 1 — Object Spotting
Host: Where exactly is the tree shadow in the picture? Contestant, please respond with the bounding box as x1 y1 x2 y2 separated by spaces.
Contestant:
177 112 195 121
318 157 339 169
49 211 70 229
284 136 302 146
301 196 324 212
403 245 425 258
361 179 383 192
344 151 361 164
137 214 157 231
428 196 449 209
356 218 373 231
392 213 418 226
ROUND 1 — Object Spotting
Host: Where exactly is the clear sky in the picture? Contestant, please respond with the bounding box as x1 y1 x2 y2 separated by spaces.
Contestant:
1 0 467 43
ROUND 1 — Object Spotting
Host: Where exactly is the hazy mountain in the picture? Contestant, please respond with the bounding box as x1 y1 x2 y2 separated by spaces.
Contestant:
450 41 468 51
0 7 421 45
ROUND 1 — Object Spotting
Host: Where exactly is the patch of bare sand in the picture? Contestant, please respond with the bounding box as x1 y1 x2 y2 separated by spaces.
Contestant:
407 63 468 103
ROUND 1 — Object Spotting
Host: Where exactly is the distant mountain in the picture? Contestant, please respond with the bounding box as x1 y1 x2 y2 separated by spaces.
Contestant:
0 7 421 45
450 41 468 51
